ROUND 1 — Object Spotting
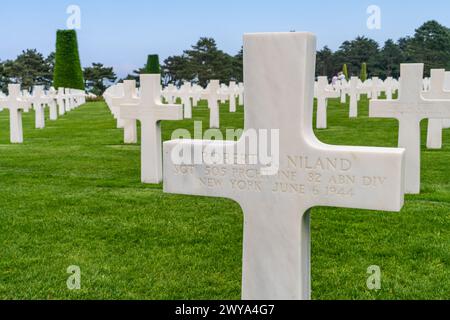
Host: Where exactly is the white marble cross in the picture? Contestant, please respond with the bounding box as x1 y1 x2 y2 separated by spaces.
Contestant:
179 83 193 119
422 69 450 149
163 32 405 300
164 84 177 104
21 90 32 113
2 84 26 143
370 77 382 99
57 88 66 116
65 89 73 112
316 76 339 129
202 80 221 129
370 64 450 194
47 87 58 120
112 80 139 144
192 84 203 107
335 79 348 104
111 84 126 128
384 77 396 100
119 74 183 183
348 77 364 118
31 86 49 129
228 81 238 113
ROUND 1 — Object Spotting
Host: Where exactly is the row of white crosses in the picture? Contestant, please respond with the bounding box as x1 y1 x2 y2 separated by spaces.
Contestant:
103 75 183 183
107 80 244 130
103 78 246 183
314 76 400 128
103 35 449 300
424 69 450 149
163 32 406 300
0 84 85 143
370 64 450 194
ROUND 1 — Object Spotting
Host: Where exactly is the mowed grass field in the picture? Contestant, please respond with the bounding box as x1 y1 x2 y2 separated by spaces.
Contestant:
0 97 448 300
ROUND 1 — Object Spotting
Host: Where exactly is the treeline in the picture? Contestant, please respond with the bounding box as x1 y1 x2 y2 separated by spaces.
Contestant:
317 20 450 79
123 37 243 88
0 50 116 95
1 20 449 94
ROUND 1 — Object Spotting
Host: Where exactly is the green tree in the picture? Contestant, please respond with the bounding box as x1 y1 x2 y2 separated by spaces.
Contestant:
377 39 404 78
403 20 450 76
53 30 84 90
232 47 243 83
0 60 11 93
3 49 53 89
183 38 234 87
316 46 337 78
83 63 117 95
161 54 192 86
335 36 380 77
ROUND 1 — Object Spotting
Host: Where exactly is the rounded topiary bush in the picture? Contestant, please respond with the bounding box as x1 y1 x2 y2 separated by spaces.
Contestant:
143 55 161 74
53 30 85 90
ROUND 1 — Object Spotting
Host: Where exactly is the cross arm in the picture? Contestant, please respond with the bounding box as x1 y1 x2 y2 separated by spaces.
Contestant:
163 140 406 213
371 99 450 120
163 139 242 202
154 103 184 121
309 144 405 212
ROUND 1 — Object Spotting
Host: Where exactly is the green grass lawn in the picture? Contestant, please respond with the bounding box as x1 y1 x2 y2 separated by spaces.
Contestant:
0 97 448 300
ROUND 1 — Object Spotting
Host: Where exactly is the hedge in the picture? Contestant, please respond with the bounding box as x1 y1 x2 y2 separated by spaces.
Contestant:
143 55 161 74
53 30 85 90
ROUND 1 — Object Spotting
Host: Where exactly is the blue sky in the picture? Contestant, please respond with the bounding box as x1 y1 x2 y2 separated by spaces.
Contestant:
1 0 450 78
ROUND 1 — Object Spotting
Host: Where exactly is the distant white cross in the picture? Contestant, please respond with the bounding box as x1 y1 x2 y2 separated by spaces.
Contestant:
316 76 340 129
202 80 221 129
2 84 27 143
47 88 59 120
112 80 140 144
119 74 183 183
31 86 49 129
179 83 193 119
422 69 450 149
348 77 365 118
57 88 66 116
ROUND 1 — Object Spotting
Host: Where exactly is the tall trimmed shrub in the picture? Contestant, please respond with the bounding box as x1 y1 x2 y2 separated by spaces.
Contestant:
360 62 367 81
143 54 161 74
53 30 84 90
342 64 349 80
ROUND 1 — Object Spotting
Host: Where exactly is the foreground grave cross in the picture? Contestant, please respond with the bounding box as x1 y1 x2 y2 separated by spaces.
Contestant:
112 80 139 144
316 76 339 129
119 74 183 184
163 32 405 300
422 69 450 149
3 84 25 143
370 64 450 194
